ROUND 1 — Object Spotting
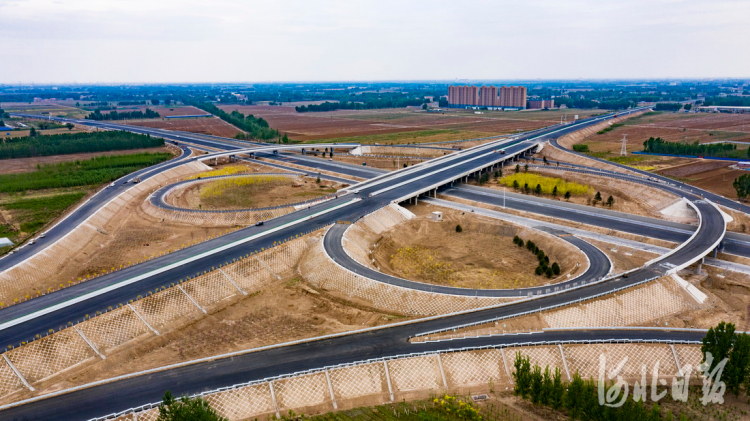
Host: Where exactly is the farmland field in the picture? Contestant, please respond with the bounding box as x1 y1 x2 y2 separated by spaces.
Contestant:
126 116 243 137
0 152 173 192
0 151 174 251
568 111 750 200
577 112 750 157
215 105 601 143
1 102 88 119
0 147 172 174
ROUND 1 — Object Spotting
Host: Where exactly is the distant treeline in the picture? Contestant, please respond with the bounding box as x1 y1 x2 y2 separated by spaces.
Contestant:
654 102 683 111
296 98 425 113
0 131 165 160
185 99 279 140
554 98 635 110
86 109 160 121
0 152 173 192
643 136 749 158
117 101 148 106
703 96 750 107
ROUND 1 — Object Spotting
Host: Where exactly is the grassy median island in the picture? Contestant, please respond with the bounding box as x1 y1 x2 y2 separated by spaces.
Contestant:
0 152 173 252
371 206 581 289
172 169 341 210
0 130 165 160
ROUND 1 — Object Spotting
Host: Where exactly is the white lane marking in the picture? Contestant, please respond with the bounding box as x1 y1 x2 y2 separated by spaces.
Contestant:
0 199 357 332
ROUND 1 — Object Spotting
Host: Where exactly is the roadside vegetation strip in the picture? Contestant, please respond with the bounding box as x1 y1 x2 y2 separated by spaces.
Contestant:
499 173 591 196
187 165 251 179
0 130 164 160
183 99 279 140
0 152 173 193
85 108 160 121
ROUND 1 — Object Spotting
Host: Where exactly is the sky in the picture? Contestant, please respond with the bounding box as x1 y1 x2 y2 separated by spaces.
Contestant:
0 0 748 84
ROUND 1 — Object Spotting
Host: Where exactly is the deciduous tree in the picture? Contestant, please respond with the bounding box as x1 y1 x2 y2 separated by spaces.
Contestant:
157 390 227 421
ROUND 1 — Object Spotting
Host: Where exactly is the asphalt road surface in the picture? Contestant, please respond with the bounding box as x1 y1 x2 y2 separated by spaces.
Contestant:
323 223 612 297
0 107 728 420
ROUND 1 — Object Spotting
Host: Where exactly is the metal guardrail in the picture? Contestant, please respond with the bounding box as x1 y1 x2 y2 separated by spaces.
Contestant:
88 336 702 420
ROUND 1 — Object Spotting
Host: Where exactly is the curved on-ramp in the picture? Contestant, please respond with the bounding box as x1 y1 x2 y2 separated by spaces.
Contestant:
322 220 611 298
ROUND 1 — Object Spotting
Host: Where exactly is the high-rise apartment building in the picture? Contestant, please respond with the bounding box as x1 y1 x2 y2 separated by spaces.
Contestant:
448 85 526 109
528 99 555 109
479 86 497 107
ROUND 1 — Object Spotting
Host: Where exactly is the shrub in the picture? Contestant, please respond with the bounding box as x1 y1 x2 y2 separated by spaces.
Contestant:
535 265 543 276
552 262 560 275
734 174 750 199
455 224 463 233
158 390 227 421
545 267 554 278
572 144 589 153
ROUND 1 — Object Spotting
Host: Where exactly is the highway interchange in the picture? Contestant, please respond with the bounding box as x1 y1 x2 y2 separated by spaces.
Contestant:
0 108 741 419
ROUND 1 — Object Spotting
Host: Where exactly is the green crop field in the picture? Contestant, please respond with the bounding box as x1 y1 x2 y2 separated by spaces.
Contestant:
2 192 86 234
0 152 172 192
0 130 164 160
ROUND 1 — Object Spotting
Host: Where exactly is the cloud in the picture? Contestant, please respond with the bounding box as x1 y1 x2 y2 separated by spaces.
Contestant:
0 0 747 83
